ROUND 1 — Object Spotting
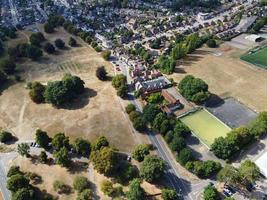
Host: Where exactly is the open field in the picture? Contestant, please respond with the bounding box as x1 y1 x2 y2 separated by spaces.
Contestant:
241 45 267 69
0 25 142 152
180 109 231 147
170 45 267 112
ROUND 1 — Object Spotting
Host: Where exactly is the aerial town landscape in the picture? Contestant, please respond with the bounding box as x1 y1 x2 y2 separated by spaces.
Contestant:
0 0 267 199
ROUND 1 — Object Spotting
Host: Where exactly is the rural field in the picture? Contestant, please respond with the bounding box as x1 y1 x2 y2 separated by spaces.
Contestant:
170 45 267 112
0 25 143 152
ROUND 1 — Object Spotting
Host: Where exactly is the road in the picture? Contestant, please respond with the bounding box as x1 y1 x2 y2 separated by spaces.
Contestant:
111 55 209 199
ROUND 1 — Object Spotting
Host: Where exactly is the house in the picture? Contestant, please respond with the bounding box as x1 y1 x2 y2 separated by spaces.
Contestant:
161 89 181 114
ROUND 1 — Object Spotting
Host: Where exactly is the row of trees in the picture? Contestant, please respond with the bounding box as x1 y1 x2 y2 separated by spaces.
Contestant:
112 74 128 98
211 112 267 160
28 73 85 107
125 104 147 131
178 75 210 104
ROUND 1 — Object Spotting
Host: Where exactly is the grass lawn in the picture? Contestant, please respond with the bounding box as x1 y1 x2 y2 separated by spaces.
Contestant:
241 46 267 69
180 109 231 147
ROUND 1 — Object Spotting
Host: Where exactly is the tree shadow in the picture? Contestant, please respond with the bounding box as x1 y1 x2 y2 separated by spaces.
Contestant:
205 93 225 108
60 88 97 110
68 160 88 174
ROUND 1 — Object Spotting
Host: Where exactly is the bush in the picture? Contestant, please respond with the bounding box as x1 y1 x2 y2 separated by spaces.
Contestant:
203 185 220 200
162 188 178 200
132 144 150 162
125 104 136 114
26 45 43 60
39 151 48 163
129 111 141 122
96 66 108 81
100 180 114 197
29 82 46 103
126 179 145 200
53 180 71 194
101 50 111 60
44 43 56 54
7 174 30 192
73 176 90 193
69 37 77 47
54 39 65 49
7 166 22 177
0 131 14 143
29 32 45 46
91 136 109 151
206 39 217 48
77 189 93 200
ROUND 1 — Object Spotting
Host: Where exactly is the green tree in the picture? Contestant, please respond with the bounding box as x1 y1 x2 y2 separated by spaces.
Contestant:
54 39 65 49
143 104 161 123
125 104 136 114
30 32 45 46
0 58 16 75
7 166 22 177
96 66 108 81
90 147 117 175
38 151 48 164
7 174 30 192
133 117 147 131
17 143 30 157
101 50 111 60
12 187 36 200
52 133 69 150
217 165 240 186
176 148 193 166
206 39 217 48
126 179 145 200
45 81 71 106
169 136 186 152
140 155 166 182
26 45 43 60
73 138 91 156
112 74 127 90
161 188 178 200
73 176 90 193
53 147 71 167
171 42 187 60
77 189 93 200
29 82 46 103
239 160 260 185
35 129 51 149
91 136 109 151
0 131 14 143
69 37 77 47
132 144 150 162
44 42 56 54
62 73 85 95
100 180 114 197
203 185 220 200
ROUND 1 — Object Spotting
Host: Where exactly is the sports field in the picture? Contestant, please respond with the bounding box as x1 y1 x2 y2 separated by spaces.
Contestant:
180 109 231 147
241 46 267 69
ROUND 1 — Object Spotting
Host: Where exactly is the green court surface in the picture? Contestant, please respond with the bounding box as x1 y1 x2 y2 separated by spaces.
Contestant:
180 109 231 147
241 46 267 69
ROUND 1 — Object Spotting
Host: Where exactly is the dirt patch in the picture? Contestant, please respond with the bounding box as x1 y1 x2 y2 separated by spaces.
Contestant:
170 45 267 112
0 25 140 152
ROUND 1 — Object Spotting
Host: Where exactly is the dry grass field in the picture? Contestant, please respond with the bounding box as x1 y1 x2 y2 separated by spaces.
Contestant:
0 25 141 152
169 45 267 112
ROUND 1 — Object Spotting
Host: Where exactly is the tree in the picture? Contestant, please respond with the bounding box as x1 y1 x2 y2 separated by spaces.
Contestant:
26 45 43 60
17 143 30 157
100 180 114 197
140 155 166 182
112 74 127 90
217 165 240 186
143 104 161 123
126 179 145 200
77 189 93 200
169 136 186 152
35 129 51 149
29 82 46 103
203 185 220 200
239 160 260 185
176 148 194 166
0 70 7 85
171 43 187 60
0 131 14 143
12 187 36 200
62 73 85 95
69 37 77 47
90 147 117 175
96 66 108 81
53 147 71 167
52 133 69 150
91 136 109 151
161 189 178 200
117 85 128 98
38 151 48 163
0 58 16 75
44 43 56 54
7 166 22 177
73 138 91 156
133 117 147 131
211 137 235 160
73 176 90 193
206 39 217 48
132 144 150 162
29 32 45 46
7 174 30 192
125 104 136 114
44 23 54 33
101 50 111 60
53 180 71 194
54 39 65 49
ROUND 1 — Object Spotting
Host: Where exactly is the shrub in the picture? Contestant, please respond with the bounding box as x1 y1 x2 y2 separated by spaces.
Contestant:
100 180 114 197
7 174 30 192
162 188 178 200
0 131 14 143
7 166 22 177
53 180 72 194
206 39 217 48
125 104 136 114
77 189 93 200
68 37 77 47
44 43 56 54
73 176 90 193
54 39 65 49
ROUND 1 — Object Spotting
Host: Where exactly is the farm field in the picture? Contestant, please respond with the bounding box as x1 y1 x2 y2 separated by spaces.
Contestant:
0 24 143 152
180 109 231 147
169 45 267 112
241 45 267 69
